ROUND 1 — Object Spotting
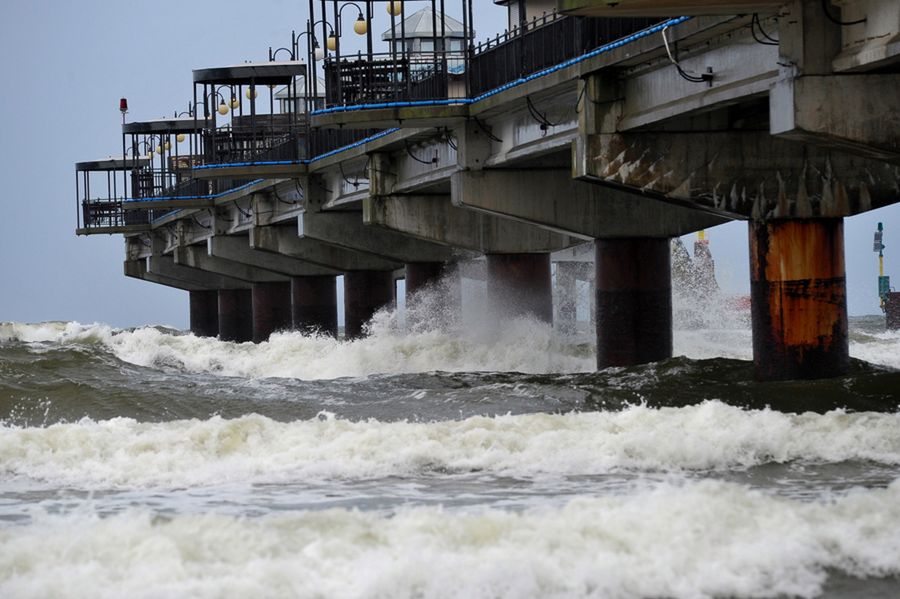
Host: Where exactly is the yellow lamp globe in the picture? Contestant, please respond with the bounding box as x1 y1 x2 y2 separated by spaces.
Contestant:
327 35 337 51
218 102 230 116
176 133 186 143
230 97 240 109
156 145 162 154
164 141 171 151
245 88 258 100
353 15 368 35
387 1 403 16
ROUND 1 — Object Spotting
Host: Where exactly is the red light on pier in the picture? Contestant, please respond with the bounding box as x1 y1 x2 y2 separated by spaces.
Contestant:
119 98 128 114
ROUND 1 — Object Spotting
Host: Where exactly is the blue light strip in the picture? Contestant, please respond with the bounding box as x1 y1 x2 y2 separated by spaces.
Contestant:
123 178 265 205
310 16 693 116
143 18 692 225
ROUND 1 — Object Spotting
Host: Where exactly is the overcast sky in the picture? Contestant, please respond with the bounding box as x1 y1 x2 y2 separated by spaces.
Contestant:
0 0 896 329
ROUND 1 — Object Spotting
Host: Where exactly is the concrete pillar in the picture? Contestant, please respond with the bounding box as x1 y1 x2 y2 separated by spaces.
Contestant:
343 271 394 339
556 263 578 335
252 282 292 343
486 253 552 323
750 219 849 381
218 289 253 343
595 239 673 368
886 293 900 330
291 275 338 337
405 262 445 297
189 290 219 338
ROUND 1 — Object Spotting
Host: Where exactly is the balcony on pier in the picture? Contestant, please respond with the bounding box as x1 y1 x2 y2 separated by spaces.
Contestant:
119 117 226 213
309 0 660 129
75 157 152 235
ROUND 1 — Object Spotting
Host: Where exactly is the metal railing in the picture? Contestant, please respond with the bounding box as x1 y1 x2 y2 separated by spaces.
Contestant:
469 14 660 97
204 115 309 164
323 50 467 107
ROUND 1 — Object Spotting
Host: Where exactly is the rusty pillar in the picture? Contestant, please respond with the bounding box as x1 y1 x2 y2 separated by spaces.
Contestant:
344 271 394 340
405 262 445 297
251 282 292 343
486 253 552 323
887 293 900 330
595 239 672 368
750 219 849 381
189 290 219 338
218 289 253 343
291 275 338 337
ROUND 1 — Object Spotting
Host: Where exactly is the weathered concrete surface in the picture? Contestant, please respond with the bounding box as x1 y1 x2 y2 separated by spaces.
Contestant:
218 289 253 343
190 290 219 338
452 169 726 238
298 208 455 263
556 262 579 336
208 236 339 277
252 281 292 343
771 75 900 164
344 271 394 339
174 245 289 283
750 219 849 381
595 239 673 368
147 255 249 290
580 132 900 219
124 259 208 292
364 195 580 253
486 254 553 323
250 226 401 272
292 276 338 337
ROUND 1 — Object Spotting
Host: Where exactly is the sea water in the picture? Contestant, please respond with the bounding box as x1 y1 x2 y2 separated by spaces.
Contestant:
1 301 899 598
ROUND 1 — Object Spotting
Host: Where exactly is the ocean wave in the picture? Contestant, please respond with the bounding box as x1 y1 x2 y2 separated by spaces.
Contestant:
2 479 900 598
3 402 900 488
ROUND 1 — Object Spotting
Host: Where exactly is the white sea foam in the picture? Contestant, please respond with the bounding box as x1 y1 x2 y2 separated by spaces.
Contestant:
3 403 900 488
1 319 595 378
3 479 900 599
3 315 898 379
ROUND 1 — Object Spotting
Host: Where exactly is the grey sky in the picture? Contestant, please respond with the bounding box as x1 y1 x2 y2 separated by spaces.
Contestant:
0 0 896 328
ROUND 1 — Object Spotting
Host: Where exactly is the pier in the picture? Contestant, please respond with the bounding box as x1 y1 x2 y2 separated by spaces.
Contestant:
75 0 900 381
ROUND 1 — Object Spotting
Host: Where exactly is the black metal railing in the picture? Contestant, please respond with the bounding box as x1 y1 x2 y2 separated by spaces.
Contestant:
205 114 308 165
323 51 467 107
469 15 660 97
307 127 382 157
79 199 151 231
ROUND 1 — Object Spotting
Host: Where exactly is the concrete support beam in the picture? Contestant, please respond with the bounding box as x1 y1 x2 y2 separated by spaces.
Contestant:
292 276 338 337
298 208 454 263
147 255 249 291
486 254 553 323
595 239 673 368
452 169 726 238
250 226 400 272
208 236 338 277
189 290 219 338
218 289 253 343
579 131 900 219
124 260 207 292
749 219 849 381
174 245 289 284
344 271 394 339
364 195 579 253
252 282 292 343
771 75 900 164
